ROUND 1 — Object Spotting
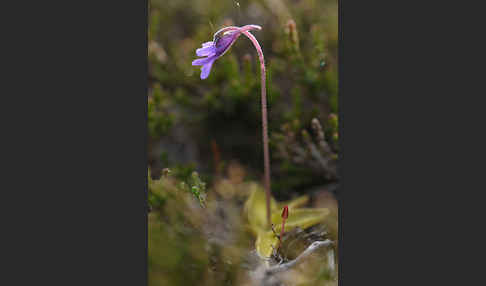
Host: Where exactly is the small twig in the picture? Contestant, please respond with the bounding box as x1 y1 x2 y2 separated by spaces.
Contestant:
303 130 332 174
265 239 333 274
311 118 333 155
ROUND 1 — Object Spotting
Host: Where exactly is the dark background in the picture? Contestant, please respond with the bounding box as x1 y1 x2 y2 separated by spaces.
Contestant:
1 0 480 285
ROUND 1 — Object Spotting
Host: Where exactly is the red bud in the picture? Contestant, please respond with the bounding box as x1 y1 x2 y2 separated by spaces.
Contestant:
281 205 289 219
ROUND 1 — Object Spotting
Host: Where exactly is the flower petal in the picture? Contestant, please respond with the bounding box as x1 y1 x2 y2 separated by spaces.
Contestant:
196 45 215 57
200 60 214 79
192 56 214 66
202 41 213 48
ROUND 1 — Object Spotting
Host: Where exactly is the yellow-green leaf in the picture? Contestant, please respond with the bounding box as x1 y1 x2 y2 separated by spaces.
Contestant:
255 230 279 258
271 208 330 233
244 183 277 233
277 195 310 209
243 183 331 258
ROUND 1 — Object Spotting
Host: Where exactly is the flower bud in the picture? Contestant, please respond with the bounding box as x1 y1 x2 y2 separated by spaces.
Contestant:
281 205 289 219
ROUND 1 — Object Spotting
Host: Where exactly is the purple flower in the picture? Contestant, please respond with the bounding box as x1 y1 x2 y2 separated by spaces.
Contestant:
192 25 261 79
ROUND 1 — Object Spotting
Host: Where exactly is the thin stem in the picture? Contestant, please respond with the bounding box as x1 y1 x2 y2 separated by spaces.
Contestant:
212 25 271 227
277 218 286 249
241 30 271 228
213 25 261 37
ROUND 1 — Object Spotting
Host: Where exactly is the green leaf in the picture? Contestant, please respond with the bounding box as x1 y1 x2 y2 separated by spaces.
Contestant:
244 184 330 257
254 207 329 258
271 208 330 233
255 230 279 258
244 183 277 234
277 195 310 209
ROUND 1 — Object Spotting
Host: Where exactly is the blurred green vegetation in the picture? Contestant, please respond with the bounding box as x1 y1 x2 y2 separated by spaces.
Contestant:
148 0 338 285
148 165 338 286
148 0 338 197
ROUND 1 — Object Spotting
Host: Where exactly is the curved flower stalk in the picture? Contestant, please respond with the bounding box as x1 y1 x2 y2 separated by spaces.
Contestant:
193 25 272 227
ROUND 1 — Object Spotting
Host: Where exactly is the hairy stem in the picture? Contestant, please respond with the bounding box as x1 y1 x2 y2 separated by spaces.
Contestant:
241 30 271 228
214 25 271 227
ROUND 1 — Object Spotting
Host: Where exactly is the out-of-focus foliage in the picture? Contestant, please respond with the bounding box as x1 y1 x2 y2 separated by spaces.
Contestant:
149 167 250 286
148 168 206 210
148 84 174 139
149 164 337 286
271 117 338 197
148 0 338 198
